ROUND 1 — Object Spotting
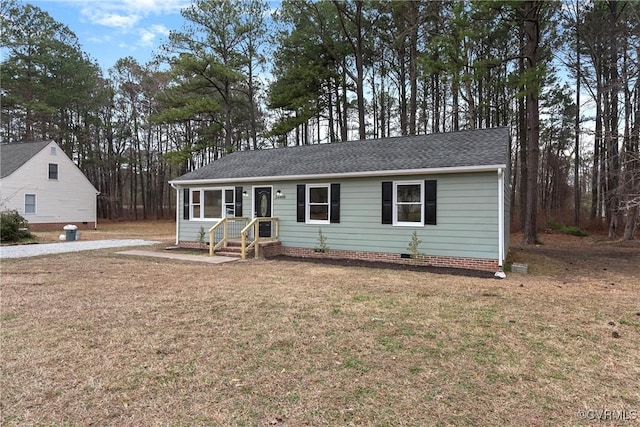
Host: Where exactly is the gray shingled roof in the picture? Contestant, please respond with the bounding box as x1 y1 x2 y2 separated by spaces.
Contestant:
1 141 50 179
173 127 509 182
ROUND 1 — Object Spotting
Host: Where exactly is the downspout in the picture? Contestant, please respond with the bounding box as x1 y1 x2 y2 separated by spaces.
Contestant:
95 191 100 230
495 168 506 279
170 182 179 245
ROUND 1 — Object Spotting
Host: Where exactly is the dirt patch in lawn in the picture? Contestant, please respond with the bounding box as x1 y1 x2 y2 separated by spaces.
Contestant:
1 224 639 426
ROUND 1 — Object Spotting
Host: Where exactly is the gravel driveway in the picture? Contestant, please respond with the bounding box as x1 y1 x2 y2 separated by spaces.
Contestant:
0 240 160 259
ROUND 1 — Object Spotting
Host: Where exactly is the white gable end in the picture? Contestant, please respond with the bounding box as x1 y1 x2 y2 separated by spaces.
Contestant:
0 141 98 226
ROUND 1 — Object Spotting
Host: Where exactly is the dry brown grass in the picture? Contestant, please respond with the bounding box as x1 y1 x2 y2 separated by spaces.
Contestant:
29 220 176 243
1 223 639 426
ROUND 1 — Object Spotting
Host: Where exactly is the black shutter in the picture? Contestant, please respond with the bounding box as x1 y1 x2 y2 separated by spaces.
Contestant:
382 181 392 224
183 188 190 220
330 183 340 223
425 180 437 225
235 186 243 217
296 184 306 222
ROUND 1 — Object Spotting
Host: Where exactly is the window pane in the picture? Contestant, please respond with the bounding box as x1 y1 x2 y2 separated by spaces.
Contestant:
192 191 200 203
309 187 328 203
225 189 234 204
397 203 422 222
203 190 222 218
397 184 420 203
309 205 328 221
25 194 36 214
193 205 200 218
48 163 58 180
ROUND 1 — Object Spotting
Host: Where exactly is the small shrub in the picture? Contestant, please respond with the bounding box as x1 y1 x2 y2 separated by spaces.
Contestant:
547 221 588 237
315 228 328 253
406 230 422 259
562 225 588 237
0 210 32 243
548 221 564 231
197 226 206 248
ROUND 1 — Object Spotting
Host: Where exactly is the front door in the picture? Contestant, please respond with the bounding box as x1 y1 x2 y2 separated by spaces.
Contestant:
254 187 272 238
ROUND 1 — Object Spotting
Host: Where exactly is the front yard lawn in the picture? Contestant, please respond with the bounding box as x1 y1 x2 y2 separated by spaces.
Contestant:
1 231 639 426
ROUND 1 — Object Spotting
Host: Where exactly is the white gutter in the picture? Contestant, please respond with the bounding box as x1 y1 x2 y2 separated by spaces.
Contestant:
168 164 508 186
495 167 506 279
170 182 180 245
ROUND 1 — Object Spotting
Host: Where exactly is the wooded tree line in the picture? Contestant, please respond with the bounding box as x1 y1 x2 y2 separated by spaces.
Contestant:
1 0 638 241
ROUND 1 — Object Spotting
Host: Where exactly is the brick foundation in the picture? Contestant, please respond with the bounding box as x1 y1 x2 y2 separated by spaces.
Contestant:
259 241 283 257
177 240 498 272
274 246 498 272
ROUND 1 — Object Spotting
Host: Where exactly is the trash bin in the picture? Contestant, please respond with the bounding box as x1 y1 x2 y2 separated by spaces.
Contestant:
63 224 78 241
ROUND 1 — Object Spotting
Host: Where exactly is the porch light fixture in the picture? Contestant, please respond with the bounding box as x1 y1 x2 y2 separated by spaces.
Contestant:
242 190 248 197
276 190 285 199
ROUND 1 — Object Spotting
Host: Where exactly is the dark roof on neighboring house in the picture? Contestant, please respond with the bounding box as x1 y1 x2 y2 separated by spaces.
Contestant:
1 141 51 179
172 127 510 183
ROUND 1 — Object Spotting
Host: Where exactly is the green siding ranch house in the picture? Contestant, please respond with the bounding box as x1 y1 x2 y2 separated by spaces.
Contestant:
169 127 511 276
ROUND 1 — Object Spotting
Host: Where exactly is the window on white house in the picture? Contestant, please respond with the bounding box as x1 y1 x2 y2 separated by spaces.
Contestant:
307 184 330 223
25 194 36 214
48 163 58 180
50 146 57 155
190 188 235 220
394 181 423 225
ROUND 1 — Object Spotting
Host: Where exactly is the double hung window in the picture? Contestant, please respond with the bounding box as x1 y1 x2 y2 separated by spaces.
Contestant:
25 194 36 214
382 180 436 226
394 182 423 225
296 183 340 224
307 185 330 223
48 163 58 180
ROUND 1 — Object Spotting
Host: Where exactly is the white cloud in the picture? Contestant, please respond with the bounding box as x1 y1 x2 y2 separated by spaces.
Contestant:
71 0 188 16
87 34 112 44
138 24 169 47
129 0 190 14
91 11 141 29
74 0 187 30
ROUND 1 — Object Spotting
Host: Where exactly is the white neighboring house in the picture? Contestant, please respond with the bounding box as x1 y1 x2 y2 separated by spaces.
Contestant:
0 140 99 230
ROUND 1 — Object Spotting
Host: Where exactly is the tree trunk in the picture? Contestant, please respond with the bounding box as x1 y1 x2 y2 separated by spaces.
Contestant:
408 0 419 135
518 32 528 231
574 1 581 227
522 1 541 245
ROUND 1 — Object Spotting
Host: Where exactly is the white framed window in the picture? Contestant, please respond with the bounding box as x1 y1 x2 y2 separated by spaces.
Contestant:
306 184 330 224
50 146 57 155
25 194 36 214
393 181 423 226
48 163 58 180
190 188 235 220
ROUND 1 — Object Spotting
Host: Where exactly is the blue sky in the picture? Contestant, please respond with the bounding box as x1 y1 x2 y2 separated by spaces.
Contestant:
21 0 280 72
22 0 189 71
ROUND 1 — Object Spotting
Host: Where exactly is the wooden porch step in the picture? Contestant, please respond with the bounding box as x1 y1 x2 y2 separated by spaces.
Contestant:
214 251 245 258
214 247 252 257
213 239 278 258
